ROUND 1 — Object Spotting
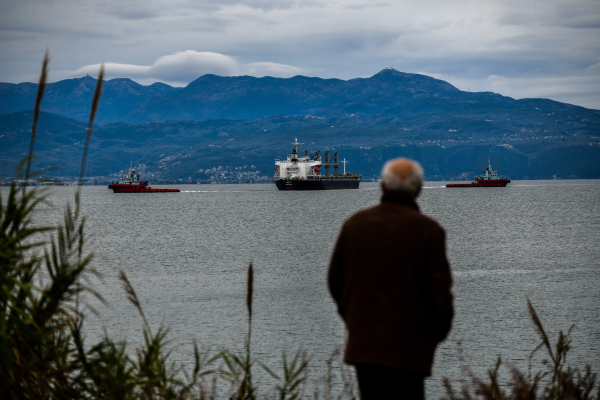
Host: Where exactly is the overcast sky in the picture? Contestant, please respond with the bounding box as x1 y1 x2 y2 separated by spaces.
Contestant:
1 0 599 109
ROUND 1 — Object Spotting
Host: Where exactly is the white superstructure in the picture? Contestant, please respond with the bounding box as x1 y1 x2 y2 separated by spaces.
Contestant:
273 139 361 190
274 138 322 179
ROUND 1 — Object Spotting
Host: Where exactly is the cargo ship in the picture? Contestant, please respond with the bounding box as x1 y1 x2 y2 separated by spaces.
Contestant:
108 163 180 193
446 161 510 187
273 139 361 190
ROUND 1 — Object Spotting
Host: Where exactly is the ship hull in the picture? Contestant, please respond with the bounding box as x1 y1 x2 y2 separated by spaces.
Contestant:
274 177 360 190
108 184 180 193
446 179 510 188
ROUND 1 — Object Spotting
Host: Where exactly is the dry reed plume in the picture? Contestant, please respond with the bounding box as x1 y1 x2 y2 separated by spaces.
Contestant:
78 63 104 186
24 51 49 183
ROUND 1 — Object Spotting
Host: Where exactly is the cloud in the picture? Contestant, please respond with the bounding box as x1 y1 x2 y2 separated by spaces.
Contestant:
95 0 324 21
497 2 600 29
150 51 238 82
420 69 600 110
241 62 310 77
61 50 310 85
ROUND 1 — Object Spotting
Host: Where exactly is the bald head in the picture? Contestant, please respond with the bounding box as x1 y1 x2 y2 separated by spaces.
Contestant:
380 158 424 198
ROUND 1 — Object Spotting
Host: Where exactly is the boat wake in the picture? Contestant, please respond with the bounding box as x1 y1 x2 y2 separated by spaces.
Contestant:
180 190 272 193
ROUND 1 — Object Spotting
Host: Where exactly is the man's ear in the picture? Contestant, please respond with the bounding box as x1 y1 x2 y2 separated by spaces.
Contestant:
380 182 386 192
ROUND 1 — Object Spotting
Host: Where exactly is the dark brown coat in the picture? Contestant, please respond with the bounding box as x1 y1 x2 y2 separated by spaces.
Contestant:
328 192 454 375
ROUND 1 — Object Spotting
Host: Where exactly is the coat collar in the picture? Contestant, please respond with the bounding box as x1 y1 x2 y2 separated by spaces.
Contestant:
381 191 420 212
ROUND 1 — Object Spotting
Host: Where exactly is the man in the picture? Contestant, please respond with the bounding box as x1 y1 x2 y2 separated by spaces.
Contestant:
328 158 454 399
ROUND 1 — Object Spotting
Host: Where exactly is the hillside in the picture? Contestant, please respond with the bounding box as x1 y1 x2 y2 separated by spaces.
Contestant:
2 69 463 123
1 110 599 181
2 68 599 181
2 68 575 124
0 77 180 124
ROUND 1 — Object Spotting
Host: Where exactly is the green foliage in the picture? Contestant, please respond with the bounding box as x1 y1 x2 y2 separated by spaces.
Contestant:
0 174 93 398
222 347 256 400
260 351 312 400
315 347 359 400
442 298 600 400
0 177 222 399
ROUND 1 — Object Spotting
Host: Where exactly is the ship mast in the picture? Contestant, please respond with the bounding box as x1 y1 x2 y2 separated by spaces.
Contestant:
341 158 349 175
292 138 303 153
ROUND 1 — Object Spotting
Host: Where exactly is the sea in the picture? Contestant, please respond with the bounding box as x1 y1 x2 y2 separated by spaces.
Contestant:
16 180 600 398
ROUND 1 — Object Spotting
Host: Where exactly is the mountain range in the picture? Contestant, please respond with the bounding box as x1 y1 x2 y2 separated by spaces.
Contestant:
1 68 599 180
1 69 466 124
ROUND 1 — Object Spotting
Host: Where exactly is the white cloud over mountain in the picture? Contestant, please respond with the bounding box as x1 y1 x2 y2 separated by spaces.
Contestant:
62 51 310 85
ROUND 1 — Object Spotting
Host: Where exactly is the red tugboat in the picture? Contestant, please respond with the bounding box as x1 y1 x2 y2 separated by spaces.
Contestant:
108 163 180 193
446 160 510 188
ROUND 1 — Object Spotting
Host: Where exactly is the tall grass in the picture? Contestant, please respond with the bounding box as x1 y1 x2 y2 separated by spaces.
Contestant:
442 298 599 400
1 53 599 399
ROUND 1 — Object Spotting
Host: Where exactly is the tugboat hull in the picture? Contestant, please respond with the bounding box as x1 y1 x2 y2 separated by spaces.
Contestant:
108 163 180 193
446 179 510 188
109 184 180 193
446 161 510 188
274 178 360 190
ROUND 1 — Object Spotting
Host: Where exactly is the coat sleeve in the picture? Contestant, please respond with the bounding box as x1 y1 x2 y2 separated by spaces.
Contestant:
328 227 345 319
424 227 454 343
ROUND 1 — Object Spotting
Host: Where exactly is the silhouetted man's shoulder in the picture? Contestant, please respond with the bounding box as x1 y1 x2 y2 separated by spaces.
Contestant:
341 197 445 240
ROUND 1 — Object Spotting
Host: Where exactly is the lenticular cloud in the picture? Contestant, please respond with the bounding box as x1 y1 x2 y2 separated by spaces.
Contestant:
149 51 238 82
64 50 309 84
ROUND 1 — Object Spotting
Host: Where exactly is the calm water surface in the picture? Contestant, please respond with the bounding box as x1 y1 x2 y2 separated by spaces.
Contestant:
19 180 600 398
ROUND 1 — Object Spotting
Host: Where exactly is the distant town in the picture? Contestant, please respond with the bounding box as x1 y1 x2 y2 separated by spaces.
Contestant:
1 164 272 186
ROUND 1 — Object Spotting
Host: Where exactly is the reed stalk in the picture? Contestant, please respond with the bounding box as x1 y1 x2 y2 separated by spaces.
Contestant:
78 64 104 186
24 51 49 184
222 262 256 399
